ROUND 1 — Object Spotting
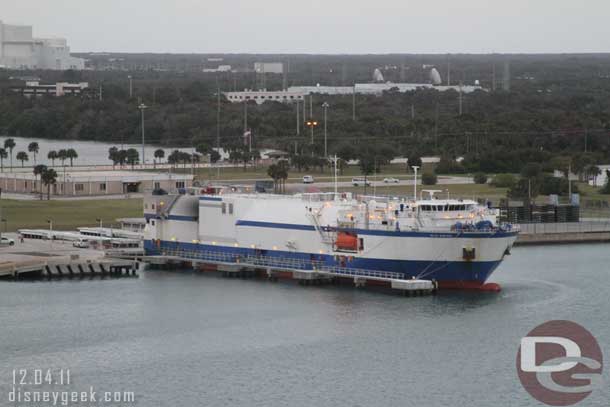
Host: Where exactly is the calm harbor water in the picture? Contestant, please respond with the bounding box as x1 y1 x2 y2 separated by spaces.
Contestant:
1 244 609 406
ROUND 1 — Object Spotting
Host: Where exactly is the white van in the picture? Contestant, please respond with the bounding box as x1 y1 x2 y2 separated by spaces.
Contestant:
303 175 315 184
352 177 371 187
73 239 90 248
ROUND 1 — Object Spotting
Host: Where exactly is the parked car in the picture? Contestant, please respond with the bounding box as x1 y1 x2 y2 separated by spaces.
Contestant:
73 239 90 249
0 236 15 246
352 177 371 187
383 177 400 183
303 175 315 184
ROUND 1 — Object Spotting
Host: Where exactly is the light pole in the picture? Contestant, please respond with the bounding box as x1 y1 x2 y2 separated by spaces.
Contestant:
139 103 147 167
47 219 53 246
412 166 420 201
296 100 300 136
128 75 133 99
322 102 329 158
306 120 318 153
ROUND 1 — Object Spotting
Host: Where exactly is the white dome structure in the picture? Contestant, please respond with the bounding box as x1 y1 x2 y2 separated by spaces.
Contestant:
373 68 385 83
429 68 442 85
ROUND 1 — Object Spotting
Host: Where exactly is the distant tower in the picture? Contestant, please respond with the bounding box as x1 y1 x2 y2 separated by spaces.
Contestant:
373 68 385 83
283 60 289 90
400 58 406 82
503 60 511 92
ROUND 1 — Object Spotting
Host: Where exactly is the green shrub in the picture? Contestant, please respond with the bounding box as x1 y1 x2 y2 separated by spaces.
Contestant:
421 172 437 185
491 173 516 188
473 172 488 184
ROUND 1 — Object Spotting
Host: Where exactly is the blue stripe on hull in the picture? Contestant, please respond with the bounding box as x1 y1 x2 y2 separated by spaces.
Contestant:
145 240 503 284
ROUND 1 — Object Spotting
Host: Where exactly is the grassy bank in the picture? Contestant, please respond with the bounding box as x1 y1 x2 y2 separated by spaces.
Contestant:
0 198 143 233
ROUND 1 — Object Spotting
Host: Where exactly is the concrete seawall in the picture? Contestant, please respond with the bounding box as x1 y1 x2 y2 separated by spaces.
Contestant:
515 221 610 246
516 232 610 246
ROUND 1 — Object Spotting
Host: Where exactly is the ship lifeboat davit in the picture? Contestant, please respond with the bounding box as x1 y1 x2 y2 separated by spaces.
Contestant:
335 232 358 252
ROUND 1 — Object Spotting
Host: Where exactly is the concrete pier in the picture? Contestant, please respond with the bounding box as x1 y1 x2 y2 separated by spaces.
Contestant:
0 236 138 280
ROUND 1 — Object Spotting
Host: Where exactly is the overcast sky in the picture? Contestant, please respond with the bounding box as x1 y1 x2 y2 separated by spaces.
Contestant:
2 0 609 54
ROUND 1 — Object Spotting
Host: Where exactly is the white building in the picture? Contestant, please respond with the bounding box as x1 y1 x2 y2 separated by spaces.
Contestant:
11 80 89 97
254 62 284 74
0 20 84 70
203 65 232 73
288 83 484 96
224 89 305 104
589 165 610 187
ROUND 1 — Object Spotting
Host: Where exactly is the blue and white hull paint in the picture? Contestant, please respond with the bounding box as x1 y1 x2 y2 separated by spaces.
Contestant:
143 192 518 289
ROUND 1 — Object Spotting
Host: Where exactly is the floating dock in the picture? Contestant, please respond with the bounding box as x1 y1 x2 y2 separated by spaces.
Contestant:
144 249 437 296
0 258 138 280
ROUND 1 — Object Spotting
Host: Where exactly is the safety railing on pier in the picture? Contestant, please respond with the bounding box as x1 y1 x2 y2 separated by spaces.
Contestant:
156 248 404 280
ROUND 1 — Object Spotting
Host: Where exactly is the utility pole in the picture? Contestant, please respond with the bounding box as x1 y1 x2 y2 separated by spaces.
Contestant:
309 94 313 118
352 86 356 121
434 103 439 151
412 166 420 201
458 82 463 115
139 104 148 167
410 104 415 120
322 102 329 157
584 128 588 153
216 88 221 177
243 102 248 133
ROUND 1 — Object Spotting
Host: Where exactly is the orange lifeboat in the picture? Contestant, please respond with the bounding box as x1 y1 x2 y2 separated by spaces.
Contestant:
335 232 358 252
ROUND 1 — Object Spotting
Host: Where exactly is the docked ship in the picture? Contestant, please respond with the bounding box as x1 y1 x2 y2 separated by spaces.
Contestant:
143 187 518 290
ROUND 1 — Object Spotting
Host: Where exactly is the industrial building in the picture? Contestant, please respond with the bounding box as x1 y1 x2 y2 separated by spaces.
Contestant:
289 83 484 96
254 62 284 74
0 170 193 196
0 20 84 70
224 89 305 104
11 80 90 97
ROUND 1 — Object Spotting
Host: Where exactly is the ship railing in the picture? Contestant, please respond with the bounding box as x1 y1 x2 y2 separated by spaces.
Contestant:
157 248 404 280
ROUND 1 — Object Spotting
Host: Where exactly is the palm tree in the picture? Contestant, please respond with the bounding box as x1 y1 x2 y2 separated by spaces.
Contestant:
57 149 68 167
0 148 7 171
28 142 39 165
33 164 47 200
41 168 58 200
154 149 165 168
48 150 58 167
108 147 119 169
126 148 139 169
16 151 29 167
66 148 78 166
4 138 16 170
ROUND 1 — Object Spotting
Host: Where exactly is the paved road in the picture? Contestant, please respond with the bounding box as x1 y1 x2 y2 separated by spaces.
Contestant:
0 236 104 264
